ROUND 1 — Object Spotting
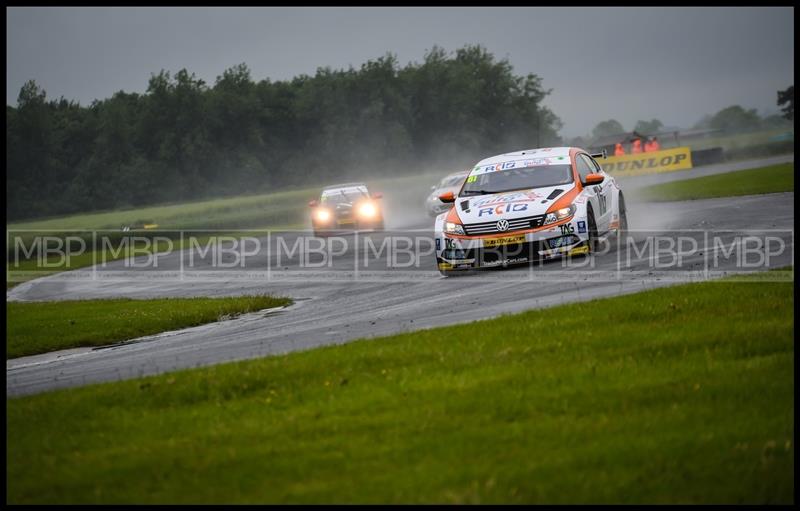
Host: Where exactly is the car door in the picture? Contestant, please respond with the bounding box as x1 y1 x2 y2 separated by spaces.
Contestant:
578 153 612 233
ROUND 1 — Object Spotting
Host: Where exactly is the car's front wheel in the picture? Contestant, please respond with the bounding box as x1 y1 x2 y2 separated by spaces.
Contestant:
583 208 599 256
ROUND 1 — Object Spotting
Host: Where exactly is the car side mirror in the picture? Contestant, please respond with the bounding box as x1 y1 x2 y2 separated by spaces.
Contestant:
372 192 383 199
439 191 456 203
583 173 605 186
308 200 319 208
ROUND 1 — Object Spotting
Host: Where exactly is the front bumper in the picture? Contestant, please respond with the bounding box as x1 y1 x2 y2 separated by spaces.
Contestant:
435 218 589 271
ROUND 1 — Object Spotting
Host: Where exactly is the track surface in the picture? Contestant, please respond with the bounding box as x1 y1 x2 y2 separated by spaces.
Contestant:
7 156 794 396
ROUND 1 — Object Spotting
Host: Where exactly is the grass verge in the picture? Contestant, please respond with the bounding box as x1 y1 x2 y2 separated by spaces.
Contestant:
7 295 292 359
7 272 793 503
636 163 793 202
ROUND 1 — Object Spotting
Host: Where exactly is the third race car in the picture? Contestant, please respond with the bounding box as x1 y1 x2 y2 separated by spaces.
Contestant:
425 170 470 217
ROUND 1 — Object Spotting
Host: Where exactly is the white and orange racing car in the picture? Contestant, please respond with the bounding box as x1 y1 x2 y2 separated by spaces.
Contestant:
433 147 628 276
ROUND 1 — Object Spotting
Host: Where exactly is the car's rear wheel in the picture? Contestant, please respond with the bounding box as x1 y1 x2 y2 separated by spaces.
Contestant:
617 193 629 241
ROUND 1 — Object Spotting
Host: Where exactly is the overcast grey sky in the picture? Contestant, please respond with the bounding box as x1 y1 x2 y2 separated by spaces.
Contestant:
6 6 794 137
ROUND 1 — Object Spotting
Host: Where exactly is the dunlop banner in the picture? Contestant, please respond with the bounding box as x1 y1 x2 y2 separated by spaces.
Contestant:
600 146 693 176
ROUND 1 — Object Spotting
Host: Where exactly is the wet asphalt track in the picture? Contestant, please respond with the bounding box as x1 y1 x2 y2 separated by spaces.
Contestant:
6 155 794 396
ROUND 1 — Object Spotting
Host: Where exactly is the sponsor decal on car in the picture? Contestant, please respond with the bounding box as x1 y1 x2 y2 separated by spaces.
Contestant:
438 260 473 270
568 245 589 256
477 203 530 217
470 191 542 207
523 158 555 166
547 235 580 249
480 256 529 267
577 220 586 233
470 155 568 176
483 233 526 248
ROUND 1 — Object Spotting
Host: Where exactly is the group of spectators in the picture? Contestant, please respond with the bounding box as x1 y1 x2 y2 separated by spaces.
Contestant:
614 136 660 156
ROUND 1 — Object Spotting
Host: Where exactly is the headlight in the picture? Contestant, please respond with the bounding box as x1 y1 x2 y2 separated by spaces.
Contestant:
315 208 331 222
357 202 377 218
445 221 465 235
544 204 576 225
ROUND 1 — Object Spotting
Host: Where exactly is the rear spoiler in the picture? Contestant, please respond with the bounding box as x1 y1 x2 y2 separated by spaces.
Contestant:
590 150 607 159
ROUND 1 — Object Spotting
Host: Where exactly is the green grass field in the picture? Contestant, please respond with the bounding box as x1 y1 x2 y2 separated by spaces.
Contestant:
636 163 794 202
7 272 793 503
7 295 291 359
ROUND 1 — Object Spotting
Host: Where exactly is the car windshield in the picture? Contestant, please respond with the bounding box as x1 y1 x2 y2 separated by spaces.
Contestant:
321 190 368 205
460 164 573 195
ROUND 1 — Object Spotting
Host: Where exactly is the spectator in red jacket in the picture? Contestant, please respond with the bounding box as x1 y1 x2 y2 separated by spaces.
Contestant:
644 136 661 152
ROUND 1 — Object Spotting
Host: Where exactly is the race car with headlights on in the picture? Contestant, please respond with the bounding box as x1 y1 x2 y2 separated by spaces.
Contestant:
309 183 385 237
433 147 628 276
425 170 470 217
